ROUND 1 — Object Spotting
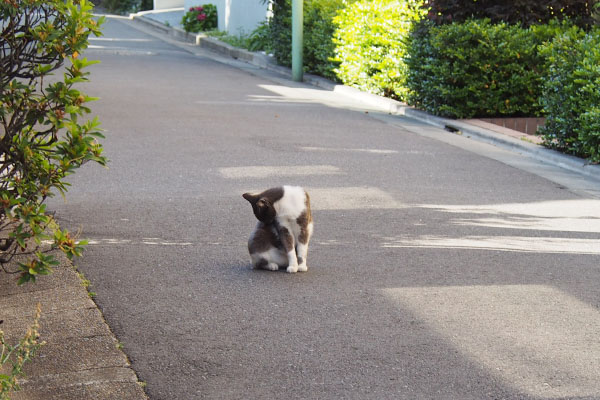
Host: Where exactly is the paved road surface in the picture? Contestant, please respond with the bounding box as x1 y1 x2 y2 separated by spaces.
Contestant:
48 16 600 399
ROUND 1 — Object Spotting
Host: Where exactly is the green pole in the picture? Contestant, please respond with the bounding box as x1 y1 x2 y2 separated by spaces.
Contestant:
291 0 303 82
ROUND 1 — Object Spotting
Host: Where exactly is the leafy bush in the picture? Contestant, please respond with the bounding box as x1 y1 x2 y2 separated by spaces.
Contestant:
333 0 425 100
422 0 597 27
207 21 271 52
181 4 218 33
268 0 348 80
539 27 600 162
0 0 106 284
304 0 348 80
267 0 292 66
247 21 271 52
101 0 138 14
406 19 552 118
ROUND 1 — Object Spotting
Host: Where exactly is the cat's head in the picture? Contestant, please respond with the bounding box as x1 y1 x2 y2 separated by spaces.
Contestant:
243 192 277 223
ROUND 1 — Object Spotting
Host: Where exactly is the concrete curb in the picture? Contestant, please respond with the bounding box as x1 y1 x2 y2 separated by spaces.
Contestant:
0 259 148 400
131 12 600 182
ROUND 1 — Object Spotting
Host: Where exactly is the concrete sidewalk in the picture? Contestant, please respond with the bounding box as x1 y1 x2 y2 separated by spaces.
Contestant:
0 257 148 400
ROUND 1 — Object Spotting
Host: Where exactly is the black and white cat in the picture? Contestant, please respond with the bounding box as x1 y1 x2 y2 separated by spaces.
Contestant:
243 185 313 273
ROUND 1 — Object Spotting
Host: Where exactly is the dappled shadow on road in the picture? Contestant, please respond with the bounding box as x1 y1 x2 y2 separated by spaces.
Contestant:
301 191 600 398
369 198 600 398
383 284 600 399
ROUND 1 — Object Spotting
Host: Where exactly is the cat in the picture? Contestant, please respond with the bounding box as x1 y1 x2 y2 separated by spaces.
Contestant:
243 185 313 273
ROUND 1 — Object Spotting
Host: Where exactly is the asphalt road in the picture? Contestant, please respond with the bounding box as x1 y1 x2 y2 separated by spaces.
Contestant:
48 16 600 400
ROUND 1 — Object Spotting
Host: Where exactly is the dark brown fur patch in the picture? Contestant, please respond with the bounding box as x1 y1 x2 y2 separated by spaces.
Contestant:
296 191 313 244
243 187 284 223
258 187 284 203
278 226 294 252
254 258 268 269
248 222 282 254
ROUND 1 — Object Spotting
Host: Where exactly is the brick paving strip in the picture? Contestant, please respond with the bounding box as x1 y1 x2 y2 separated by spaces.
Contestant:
0 256 148 400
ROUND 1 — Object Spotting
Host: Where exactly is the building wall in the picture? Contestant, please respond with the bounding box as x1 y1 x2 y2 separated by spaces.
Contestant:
153 0 184 10
183 0 269 33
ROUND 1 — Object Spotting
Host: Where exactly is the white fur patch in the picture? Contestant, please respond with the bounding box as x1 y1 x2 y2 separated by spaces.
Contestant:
251 247 287 269
274 186 307 220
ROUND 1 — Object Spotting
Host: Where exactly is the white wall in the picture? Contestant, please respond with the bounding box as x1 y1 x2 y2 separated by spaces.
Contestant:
183 0 269 34
225 0 269 34
154 0 184 10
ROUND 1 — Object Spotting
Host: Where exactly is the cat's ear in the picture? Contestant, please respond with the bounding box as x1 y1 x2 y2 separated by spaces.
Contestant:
243 192 258 203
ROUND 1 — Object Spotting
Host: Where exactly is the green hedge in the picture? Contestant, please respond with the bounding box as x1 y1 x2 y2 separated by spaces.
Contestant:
333 0 424 100
539 27 600 162
422 0 597 27
405 19 552 119
268 0 346 80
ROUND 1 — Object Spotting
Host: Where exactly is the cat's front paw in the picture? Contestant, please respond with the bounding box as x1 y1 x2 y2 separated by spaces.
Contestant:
286 264 298 273
265 262 279 271
297 263 308 272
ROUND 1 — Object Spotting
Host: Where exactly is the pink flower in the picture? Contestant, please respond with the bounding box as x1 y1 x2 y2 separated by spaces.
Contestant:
197 13 206 21
189 7 194 11
195 6 203 12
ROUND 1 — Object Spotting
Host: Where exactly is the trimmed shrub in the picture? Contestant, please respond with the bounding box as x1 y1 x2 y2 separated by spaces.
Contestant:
422 0 597 28
1 0 106 284
333 0 425 100
406 19 550 118
181 4 218 33
539 27 600 162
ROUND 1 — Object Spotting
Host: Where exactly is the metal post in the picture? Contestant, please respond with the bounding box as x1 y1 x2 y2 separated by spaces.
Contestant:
291 0 303 82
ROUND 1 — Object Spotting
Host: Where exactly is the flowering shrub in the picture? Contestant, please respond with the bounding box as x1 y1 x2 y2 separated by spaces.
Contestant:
1 0 106 285
181 4 218 33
